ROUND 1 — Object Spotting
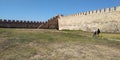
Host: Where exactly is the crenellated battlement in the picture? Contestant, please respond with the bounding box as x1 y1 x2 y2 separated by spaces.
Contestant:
0 15 61 29
58 6 120 32
116 6 120 11
0 19 45 24
65 6 120 17
0 6 120 31
0 19 45 28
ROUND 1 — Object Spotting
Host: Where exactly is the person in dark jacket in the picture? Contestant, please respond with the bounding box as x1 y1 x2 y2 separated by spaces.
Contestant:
97 28 100 36
93 28 101 37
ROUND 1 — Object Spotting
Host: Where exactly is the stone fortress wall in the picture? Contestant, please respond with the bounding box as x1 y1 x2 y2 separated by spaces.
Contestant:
0 6 120 33
0 19 41 28
0 15 59 29
58 6 120 33
38 15 60 29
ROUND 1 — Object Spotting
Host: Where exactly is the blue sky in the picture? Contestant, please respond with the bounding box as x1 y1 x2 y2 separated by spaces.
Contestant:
0 0 120 21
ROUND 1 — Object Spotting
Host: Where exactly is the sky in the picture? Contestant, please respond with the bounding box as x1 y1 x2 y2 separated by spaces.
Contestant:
0 0 120 21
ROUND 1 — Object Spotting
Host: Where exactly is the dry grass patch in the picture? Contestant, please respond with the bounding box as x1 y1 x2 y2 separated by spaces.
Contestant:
0 28 120 60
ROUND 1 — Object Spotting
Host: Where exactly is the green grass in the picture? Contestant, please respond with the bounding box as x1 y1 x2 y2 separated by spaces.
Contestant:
0 28 120 49
0 28 120 60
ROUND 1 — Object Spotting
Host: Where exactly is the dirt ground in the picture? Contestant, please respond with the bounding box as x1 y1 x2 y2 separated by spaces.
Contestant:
29 42 120 60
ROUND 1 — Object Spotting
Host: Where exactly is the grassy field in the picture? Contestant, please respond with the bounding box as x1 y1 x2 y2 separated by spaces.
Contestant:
0 28 120 60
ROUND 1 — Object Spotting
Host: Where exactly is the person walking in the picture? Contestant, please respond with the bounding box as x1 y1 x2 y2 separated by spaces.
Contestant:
97 28 100 36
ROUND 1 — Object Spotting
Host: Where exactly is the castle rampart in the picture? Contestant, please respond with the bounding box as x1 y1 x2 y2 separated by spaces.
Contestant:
38 15 61 29
0 19 45 28
65 6 119 17
0 6 120 32
58 6 120 33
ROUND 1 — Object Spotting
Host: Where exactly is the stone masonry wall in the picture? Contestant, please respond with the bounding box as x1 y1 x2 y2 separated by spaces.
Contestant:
38 15 60 29
0 19 43 28
0 15 60 29
58 6 120 33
